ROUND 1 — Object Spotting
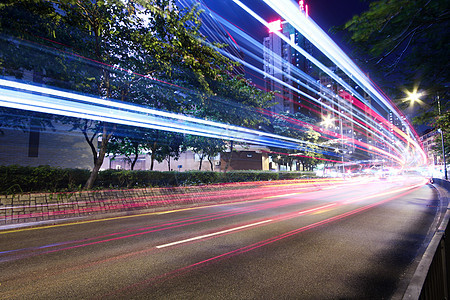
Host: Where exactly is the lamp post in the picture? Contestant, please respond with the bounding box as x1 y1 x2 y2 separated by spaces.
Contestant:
438 128 448 180
405 90 447 180
436 95 448 180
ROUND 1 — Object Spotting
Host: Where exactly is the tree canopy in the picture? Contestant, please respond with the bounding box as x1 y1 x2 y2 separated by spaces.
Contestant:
340 0 449 124
270 112 323 171
0 0 275 188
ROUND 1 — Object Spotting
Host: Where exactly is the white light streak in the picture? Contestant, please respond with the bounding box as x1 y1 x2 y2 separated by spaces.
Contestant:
229 0 426 166
0 79 335 155
155 219 272 248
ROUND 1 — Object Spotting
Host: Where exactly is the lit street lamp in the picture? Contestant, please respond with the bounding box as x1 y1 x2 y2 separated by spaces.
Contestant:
403 88 425 108
404 89 447 180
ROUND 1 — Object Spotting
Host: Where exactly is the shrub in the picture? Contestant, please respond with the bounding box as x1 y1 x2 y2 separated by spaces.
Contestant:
0 165 89 194
0 165 317 194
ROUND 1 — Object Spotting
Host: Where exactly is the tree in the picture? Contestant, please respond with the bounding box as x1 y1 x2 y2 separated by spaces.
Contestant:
183 135 226 171
1 0 223 186
339 0 449 122
0 0 76 140
204 75 275 172
1 0 275 188
158 132 184 171
107 130 148 171
103 2 274 174
270 112 323 171
54 0 154 188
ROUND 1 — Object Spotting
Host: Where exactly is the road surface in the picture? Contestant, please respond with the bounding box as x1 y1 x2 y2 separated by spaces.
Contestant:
0 176 441 299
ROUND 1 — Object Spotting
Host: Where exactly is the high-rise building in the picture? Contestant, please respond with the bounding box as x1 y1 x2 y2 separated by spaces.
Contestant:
262 1 313 115
317 67 378 160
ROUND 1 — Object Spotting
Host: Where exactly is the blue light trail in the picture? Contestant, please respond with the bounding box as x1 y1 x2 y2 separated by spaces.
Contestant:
0 79 336 157
0 0 428 169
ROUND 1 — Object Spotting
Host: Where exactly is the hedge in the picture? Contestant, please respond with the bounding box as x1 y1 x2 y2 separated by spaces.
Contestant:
0 165 316 194
0 165 90 194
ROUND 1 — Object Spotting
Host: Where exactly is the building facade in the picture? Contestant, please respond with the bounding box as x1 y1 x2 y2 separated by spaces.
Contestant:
101 145 271 172
262 1 313 116
0 122 93 169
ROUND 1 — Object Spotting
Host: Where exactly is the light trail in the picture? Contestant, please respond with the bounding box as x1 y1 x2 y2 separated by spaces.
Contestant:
259 0 426 165
0 184 334 260
0 0 427 169
0 178 344 222
0 35 409 165
207 42 407 163
193 3 415 165
0 79 336 155
191 0 425 167
2 34 339 157
104 185 422 298
1 177 424 262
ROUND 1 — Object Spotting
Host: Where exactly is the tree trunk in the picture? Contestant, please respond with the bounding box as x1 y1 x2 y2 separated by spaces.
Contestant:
84 10 113 190
167 156 171 171
150 141 157 170
130 143 139 170
208 157 214 171
85 123 115 190
198 154 203 170
85 160 102 190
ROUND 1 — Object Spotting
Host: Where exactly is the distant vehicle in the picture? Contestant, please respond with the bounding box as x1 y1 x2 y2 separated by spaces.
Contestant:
377 168 390 179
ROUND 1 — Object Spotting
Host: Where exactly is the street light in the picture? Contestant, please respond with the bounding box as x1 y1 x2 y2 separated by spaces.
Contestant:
321 115 334 128
403 88 425 108
404 89 447 180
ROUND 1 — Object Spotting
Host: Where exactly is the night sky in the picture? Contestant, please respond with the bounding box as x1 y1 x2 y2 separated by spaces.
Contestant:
196 0 373 91
200 0 371 52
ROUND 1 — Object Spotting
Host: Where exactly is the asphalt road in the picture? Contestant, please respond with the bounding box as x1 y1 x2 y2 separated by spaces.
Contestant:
0 176 442 299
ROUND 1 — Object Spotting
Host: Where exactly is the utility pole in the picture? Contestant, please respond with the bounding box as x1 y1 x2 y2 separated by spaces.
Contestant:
437 95 447 180
439 128 448 180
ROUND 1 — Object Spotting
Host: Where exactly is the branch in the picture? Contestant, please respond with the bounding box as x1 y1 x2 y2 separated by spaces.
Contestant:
386 31 415 73
375 0 435 64
375 24 421 64
378 10 401 34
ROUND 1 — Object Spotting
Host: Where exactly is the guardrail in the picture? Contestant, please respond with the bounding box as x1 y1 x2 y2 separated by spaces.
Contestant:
403 178 450 299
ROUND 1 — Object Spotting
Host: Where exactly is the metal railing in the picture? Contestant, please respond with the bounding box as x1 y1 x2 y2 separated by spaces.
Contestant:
403 178 450 299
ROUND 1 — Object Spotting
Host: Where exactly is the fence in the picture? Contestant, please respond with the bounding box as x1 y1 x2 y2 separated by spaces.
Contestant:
403 178 450 299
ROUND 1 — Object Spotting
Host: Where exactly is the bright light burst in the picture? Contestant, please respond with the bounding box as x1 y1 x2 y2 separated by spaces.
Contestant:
402 86 426 108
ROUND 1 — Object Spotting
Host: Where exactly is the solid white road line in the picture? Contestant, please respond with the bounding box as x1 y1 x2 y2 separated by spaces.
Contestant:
156 219 273 249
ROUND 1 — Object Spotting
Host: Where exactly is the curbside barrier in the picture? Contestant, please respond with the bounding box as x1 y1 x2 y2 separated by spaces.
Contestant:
403 178 450 299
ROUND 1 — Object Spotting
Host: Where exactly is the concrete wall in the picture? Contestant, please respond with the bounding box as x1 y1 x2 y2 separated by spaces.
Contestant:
403 178 450 299
101 151 221 172
0 178 328 225
0 123 93 170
